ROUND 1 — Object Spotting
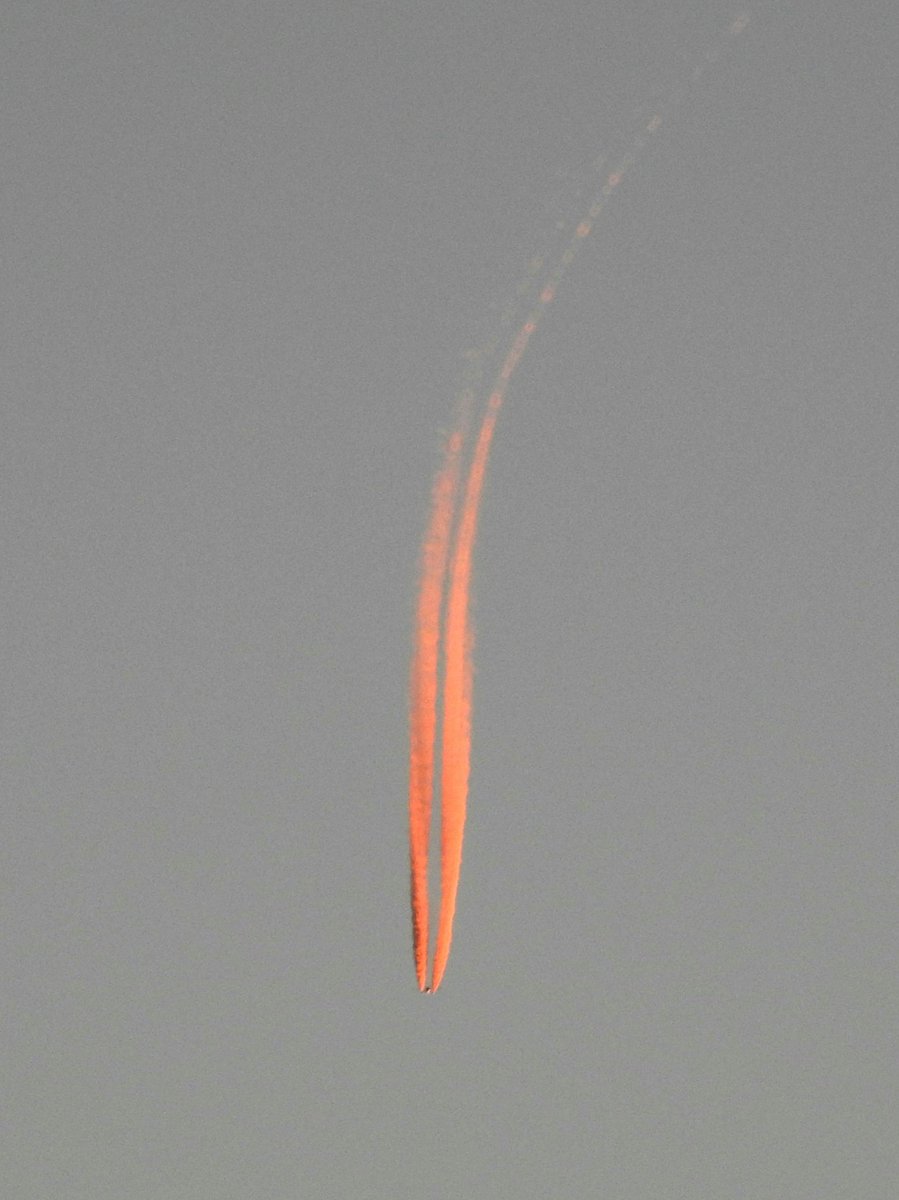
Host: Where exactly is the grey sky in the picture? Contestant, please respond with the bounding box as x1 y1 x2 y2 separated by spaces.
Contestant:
3 2 897 1196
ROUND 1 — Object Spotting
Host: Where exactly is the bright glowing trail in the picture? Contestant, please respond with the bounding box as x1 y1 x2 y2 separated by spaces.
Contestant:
409 12 752 992
408 427 465 991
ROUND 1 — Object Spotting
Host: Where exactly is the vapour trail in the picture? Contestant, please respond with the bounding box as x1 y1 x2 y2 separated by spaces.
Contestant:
430 324 537 992
428 162 634 990
408 425 465 991
411 10 753 993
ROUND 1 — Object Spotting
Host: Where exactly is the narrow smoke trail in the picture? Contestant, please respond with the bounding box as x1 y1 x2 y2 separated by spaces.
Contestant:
411 10 754 993
408 426 466 991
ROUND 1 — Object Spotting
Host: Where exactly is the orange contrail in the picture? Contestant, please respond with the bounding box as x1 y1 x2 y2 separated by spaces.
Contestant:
408 324 543 993
408 425 466 991
430 322 538 993
410 8 755 993
414 214 612 993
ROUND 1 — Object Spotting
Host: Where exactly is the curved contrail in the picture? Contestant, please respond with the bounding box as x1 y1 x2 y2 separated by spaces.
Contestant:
409 11 754 993
408 427 465 991
431 330 536 993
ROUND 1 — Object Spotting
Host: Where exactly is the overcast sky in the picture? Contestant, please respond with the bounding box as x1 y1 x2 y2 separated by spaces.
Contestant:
4 2 898 1196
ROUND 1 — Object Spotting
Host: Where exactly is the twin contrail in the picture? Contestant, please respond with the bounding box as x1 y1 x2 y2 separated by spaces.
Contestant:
407 360 526 994
408 427 465 992
409 11 753 993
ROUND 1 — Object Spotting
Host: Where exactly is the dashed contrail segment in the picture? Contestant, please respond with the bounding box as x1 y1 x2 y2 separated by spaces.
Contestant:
410 12 753 993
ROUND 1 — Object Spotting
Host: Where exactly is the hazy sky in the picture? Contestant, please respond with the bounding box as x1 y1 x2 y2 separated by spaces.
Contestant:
4 2 897 1196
